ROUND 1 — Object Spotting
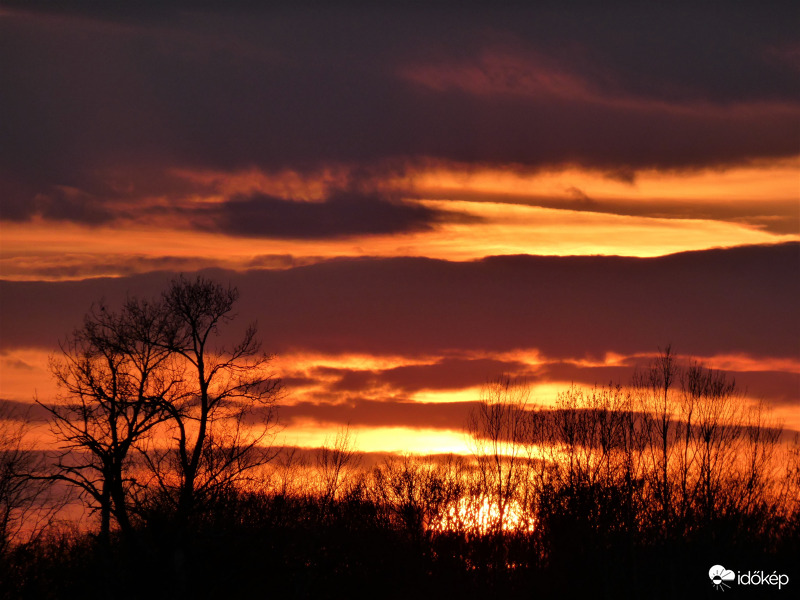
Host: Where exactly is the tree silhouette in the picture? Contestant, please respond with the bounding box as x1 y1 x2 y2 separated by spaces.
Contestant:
467 375 533 541
316 424 360 507
43 298 176 544
0 401 55 554
42 276 282 548
141 276 282 528
631 344 679 531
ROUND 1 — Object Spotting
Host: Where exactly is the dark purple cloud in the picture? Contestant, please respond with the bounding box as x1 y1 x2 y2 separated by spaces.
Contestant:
727 371 800 407
1 4 798 229
299 358 799 408
2 244 798 365
234 242 799 361
189 190 475 239
273 397 797 439
323 358 530 394
316 359 632 396
0 399 52 423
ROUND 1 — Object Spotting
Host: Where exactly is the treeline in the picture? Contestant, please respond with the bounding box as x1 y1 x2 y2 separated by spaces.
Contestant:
3 366 798 598
1 278 798 598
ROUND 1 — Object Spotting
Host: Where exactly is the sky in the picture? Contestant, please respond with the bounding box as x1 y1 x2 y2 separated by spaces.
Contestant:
1 2 798 454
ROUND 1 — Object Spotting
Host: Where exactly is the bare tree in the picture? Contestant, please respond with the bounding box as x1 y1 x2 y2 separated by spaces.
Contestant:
42 276 282 547
43 298 177 544
547 384 632 489
0 401 57 554
683 362 742 520
631 344 679 530
779 434 800 540
272 446 308 498
467 375 532 535
372 455 434 538
142 276 283 526
316 424 360 506
735 400 783 524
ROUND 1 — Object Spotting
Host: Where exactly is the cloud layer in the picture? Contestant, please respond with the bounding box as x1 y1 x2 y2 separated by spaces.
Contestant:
1 5 797 448
3 243 797 361
2 4 798 234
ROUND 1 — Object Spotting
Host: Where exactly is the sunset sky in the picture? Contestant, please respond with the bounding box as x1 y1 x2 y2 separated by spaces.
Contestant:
1 2 798 454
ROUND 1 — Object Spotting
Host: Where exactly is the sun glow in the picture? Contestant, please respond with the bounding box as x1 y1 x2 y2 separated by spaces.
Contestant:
279 420 472 455
434 496 534 534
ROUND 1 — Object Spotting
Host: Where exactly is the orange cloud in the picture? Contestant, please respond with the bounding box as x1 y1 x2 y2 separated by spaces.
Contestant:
2 200 793 281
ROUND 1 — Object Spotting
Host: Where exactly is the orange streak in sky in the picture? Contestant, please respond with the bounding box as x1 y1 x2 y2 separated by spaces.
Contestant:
404 158 800 204
2 205 793 281
3 160 797 280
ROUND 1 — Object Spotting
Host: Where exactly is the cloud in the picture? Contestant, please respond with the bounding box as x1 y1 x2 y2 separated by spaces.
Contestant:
723 370 800 407
189 190 474 239
0 399 52 423
2 244 797 364
298 357 800 408
315 357 634 396
413 188 800 236
0 254 242 282
273 396 795 438
2 4 798 223
0 179 116 224
234 243 799 360
320 357 531 394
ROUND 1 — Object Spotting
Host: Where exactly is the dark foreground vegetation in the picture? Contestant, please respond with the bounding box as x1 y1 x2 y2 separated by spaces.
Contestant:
1 445 798 600
3 377 799 600
1 278 798 599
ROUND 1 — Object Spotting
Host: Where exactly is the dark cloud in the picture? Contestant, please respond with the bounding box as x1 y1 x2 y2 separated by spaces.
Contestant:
0 175 117 224
1 177 84 225
235 242 799 361
2 244 798 366
1 4 798 222
275 397 796 439
301 358 799 408
540 363 635 386
0 399 52 423
190 190 472 239
321 358 530 394
728 371 800 407
542 363 800 408
0 252 336 282
0 255 233 282
316 358 632 396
